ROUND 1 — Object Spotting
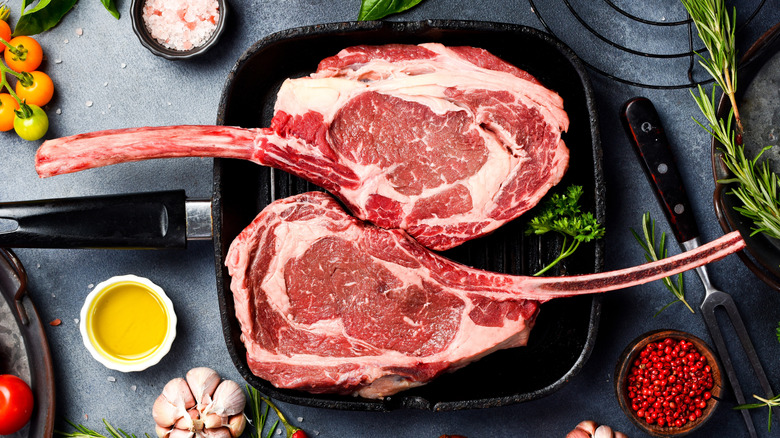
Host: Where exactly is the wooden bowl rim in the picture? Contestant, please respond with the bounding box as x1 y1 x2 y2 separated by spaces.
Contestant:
614 329 724 437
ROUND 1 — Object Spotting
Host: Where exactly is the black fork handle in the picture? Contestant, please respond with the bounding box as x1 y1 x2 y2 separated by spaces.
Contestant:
621 96 700 243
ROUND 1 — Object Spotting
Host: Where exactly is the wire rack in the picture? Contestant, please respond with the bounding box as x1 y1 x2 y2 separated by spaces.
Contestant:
528 0 768 89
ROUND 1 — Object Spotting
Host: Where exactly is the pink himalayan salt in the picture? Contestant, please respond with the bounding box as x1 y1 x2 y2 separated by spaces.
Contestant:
142 0 220 51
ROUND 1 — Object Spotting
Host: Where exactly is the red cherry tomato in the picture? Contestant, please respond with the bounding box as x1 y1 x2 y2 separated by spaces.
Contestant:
0 374 34 435
0 93 18 131
16 71 54 107
4 36 43 72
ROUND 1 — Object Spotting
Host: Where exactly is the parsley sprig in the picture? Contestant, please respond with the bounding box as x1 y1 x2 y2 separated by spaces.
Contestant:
525 185 604 276
631 212 693 315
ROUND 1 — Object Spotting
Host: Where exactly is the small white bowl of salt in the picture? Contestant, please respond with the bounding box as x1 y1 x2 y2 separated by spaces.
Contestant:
131 0 227 60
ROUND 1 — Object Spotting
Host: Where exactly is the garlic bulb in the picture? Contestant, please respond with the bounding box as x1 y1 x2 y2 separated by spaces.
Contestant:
153 367 246 438
566 421 628 438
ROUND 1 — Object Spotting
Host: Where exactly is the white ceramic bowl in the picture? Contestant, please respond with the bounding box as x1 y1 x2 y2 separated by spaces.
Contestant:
80 275 177 372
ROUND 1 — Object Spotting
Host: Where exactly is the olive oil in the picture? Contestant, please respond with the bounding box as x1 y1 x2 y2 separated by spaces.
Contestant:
88 281 168 362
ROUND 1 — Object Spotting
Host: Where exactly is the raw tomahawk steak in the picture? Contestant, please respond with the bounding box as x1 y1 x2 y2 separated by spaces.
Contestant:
227 192 744 398
35 43 569 251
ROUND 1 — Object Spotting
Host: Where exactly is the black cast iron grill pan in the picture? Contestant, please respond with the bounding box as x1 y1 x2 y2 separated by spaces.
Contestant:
0 20 604 411
213 20 605 411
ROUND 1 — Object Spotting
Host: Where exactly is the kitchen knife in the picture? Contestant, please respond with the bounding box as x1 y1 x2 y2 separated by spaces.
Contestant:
622 96 777 437
0 190 212 249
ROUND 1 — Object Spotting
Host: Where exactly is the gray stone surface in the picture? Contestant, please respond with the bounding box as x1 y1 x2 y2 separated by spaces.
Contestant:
0 0 779 437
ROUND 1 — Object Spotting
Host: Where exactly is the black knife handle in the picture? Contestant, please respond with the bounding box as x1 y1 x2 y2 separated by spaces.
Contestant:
622 97 700 243
0 190 186 249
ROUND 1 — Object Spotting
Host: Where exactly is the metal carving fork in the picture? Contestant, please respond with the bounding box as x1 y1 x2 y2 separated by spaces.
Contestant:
623 97 778 437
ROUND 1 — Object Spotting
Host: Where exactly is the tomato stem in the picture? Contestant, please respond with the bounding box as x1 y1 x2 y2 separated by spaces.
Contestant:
14 101 33 119
18 71 33 87
0 62 23 105
0 36 14 52
0 37 26 59
0 61 24 80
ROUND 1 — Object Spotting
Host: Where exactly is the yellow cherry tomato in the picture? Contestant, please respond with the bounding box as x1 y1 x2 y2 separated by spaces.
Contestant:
4 36 43 72
0 93 19 132
16 71 54 107
13 104 48 141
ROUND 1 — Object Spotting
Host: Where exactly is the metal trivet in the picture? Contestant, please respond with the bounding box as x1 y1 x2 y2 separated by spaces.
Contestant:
528 0 768 89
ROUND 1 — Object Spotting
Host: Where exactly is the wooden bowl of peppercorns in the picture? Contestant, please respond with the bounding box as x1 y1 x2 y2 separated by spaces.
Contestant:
614 330 723 437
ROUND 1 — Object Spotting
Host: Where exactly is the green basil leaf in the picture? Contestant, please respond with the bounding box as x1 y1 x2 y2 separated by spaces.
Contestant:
12 0 79 36
100 0 120 19
358 0 425 21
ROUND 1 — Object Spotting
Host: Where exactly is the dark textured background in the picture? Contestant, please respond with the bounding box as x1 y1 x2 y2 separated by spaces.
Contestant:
0 0 779 437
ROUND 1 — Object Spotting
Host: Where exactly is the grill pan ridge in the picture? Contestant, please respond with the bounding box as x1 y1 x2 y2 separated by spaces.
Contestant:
213 20 604 411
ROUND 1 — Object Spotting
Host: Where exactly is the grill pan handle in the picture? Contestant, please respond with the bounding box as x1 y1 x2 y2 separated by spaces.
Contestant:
0 190 191 249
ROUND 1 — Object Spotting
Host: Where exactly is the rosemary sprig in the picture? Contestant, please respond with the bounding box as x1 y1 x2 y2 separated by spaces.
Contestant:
681 0 741 132
54 419 152 438
246 385 307 438
681 0 780 240
776 321 780 343
246 385 280 438
734 394 780 432
631 212 693 315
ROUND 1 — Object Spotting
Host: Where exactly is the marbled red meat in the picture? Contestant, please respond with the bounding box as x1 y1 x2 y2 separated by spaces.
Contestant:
35 43 569 251
227 192 744 398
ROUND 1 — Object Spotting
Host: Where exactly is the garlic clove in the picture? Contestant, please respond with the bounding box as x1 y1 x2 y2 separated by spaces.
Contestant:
153 394 186 427
168 429 195 438
186 367 221 410
203 413 227 429
203 380 245 417
155 425 171 438
565 430 592 438
163 378 197 410
227 414 246 438
174 408 201 431
199 427 232 438
614 432 628 438
594 425 613 438
575 421 598 435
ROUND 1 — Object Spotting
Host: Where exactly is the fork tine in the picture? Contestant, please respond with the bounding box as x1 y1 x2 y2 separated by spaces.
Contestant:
716 291 780 418
701 293 758 438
